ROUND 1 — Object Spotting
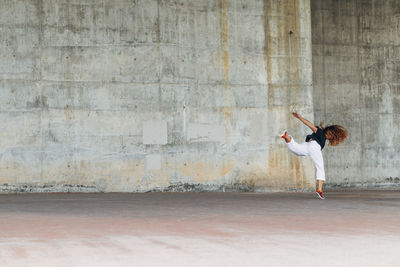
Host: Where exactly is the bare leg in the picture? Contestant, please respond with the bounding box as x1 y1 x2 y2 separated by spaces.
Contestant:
317 180 324 192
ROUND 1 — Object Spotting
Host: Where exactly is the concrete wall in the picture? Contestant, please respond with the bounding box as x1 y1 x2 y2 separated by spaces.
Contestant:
0 0 315 193
311 0 400 188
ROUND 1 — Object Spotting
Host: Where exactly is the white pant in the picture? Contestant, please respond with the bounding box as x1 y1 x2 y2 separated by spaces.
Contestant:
286 138 326 181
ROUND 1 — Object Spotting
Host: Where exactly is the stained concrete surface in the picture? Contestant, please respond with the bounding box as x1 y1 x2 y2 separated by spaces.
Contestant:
0 191 399 267
0 0 315 192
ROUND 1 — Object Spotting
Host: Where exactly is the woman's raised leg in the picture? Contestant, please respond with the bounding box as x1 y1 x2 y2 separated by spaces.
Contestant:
285 136 309 157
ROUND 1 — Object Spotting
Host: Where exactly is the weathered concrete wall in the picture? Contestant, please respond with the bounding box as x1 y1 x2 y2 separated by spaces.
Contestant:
311 0 400 188
0 0 314 193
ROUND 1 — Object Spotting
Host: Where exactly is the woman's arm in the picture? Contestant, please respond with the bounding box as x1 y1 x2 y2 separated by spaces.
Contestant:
292 112 318 133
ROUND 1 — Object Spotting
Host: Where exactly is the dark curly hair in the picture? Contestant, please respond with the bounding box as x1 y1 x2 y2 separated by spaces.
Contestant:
321 124 348 146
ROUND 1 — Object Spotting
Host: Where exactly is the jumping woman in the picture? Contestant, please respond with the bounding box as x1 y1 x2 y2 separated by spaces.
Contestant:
280 112 348 199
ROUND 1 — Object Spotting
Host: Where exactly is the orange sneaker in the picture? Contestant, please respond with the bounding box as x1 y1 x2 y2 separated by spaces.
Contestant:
280 130 287 139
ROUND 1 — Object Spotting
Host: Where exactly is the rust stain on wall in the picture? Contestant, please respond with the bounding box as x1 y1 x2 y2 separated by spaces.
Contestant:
263 0 272 86
178 161 234 183
291 156 305 188
266 147 311 190
266 147 292 187
287 0 301 103
218 162 235 176
64 105 74 121
220 0 232 143
221 0 229 80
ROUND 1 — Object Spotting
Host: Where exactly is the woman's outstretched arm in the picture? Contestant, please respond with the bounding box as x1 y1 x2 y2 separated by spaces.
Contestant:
292 112 318 133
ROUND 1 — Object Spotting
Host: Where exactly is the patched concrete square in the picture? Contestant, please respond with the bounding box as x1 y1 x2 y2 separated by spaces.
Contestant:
143 120 168 145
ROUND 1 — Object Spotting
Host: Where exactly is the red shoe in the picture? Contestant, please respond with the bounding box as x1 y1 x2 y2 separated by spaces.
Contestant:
316 191 325 199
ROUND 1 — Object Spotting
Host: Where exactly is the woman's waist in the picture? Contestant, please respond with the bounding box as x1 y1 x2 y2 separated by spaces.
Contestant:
307 139 320 145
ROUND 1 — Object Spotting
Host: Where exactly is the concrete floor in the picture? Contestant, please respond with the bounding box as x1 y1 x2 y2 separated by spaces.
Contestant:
0 191 399 267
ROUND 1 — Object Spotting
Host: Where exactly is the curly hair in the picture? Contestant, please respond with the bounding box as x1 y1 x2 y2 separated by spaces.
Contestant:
321 124 348 146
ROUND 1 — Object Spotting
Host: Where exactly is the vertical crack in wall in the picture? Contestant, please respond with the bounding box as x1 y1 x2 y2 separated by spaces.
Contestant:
220 0 232 144
356 0 365 179
289 0 303 189
37 0 44 185
156 0 162 112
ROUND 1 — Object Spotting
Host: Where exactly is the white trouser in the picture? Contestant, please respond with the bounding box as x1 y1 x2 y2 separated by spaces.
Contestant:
286 138 326 181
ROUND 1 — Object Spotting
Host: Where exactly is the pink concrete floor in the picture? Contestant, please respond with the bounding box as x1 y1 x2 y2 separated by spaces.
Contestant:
0 191 399 266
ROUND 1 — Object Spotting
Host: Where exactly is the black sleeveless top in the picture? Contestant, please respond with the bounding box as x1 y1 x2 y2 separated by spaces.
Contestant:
305 127 326 150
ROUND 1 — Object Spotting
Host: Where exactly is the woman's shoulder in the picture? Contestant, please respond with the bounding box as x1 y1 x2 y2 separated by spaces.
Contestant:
315 127 325 137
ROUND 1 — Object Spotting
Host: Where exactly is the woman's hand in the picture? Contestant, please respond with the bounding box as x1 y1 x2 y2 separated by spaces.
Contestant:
292 112 301 119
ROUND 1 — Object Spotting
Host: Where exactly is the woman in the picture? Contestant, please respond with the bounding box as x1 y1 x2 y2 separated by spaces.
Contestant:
280 112 348 199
